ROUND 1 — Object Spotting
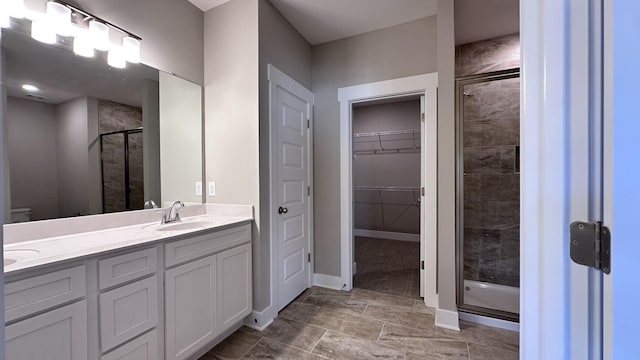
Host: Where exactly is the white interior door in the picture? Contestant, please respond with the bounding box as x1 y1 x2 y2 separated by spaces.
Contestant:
269 65 314 311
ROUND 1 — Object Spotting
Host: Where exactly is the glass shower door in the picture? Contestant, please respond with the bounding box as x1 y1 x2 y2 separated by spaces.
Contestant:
457 69 520 320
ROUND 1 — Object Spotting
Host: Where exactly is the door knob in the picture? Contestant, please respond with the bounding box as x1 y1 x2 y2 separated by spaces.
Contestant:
278 207 288 214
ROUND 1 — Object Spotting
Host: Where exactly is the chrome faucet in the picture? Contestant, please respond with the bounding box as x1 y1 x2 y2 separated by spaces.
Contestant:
162 201 185 224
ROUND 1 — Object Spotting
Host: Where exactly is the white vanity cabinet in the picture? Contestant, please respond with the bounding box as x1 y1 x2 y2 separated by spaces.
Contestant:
217 243 252 333
164 224 252 360
4 221 252 360
4 266 88 360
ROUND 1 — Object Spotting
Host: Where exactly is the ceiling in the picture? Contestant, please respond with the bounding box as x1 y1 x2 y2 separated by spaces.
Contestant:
189 0 438 45
188 0 518 46
454 0 519 45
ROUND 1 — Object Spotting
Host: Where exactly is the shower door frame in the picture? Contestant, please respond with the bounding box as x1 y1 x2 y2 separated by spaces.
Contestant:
455 68 521 322
99 128 144 213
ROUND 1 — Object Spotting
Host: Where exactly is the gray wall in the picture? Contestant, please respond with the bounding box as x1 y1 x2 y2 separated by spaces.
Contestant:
70 0 204 85
311 17 438 276
6 97 59 221
257 0 312 310
352 100 421 234
159 72 203 205
203 0 262 307
456 34 520 77
56 97 90 218
436 0 457 315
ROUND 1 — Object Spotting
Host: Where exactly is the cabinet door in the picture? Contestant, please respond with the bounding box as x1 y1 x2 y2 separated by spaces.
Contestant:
101 329 158 360
100 276 159 352
217 244 252 332
165 255 217 360
5 300 87 360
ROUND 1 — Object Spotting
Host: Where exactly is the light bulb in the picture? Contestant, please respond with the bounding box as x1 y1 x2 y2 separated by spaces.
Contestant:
1 14 10 28
108 47 126 68
122 36 140 63
46 1 71 36
89 20 109 51
73 31 94 57
5 0 25 19
22 84 39 92
31 20 56 44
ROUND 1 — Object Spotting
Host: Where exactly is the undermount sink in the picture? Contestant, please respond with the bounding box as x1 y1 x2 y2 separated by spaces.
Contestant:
4 249 40 267
144 221 214 232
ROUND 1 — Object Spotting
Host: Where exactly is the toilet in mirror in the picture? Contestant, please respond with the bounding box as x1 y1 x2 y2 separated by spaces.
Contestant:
1 17 204 225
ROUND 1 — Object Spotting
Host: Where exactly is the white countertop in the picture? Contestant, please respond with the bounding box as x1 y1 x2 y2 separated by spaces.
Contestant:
4 205 253 275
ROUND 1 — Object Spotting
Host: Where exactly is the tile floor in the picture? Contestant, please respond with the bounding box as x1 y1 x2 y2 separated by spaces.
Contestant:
201 286 519 359
352 237 421 299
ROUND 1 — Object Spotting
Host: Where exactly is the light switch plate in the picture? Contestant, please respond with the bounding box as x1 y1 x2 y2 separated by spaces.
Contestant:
208 181 216 196
195 181 202 196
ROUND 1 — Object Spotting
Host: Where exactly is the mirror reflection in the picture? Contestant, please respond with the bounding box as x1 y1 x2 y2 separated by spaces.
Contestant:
2 19 203 224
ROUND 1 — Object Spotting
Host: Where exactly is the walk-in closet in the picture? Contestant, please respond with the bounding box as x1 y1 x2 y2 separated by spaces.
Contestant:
352 98 422 298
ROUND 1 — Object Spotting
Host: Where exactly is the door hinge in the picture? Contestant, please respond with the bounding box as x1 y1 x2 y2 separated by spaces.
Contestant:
421 260 425 270
308 253 311 263
307 119 310 129
421 112 425 121
307 186 310 196
421 187 425 196
570 221 611 274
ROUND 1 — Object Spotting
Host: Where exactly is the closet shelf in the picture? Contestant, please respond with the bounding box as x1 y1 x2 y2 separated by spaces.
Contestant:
353 128 421 155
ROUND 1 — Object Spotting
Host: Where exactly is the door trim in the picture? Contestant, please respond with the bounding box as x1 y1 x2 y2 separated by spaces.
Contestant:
338 73 438 308
520 0 603 358
267 64 314 313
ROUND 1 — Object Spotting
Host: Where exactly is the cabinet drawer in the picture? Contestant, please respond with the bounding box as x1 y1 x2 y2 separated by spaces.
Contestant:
101 329 158 360
6 300 88 360
165 224 251 267
5 265 86 323
99 276 159 352
99 247 158 290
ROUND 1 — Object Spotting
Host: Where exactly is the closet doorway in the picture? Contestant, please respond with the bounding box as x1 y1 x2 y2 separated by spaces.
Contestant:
338 73 438 307
352 98 422 298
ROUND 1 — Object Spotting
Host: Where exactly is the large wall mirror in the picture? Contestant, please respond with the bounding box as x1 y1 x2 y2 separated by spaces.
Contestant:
1 19 203 224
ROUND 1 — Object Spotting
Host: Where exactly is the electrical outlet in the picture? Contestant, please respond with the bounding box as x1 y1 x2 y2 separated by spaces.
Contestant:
208 181 216 196
195 181 202 196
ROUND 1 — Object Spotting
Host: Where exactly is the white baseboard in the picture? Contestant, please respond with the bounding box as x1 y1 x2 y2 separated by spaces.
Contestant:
243 307 276 331
459 312 520 332
435 308 460 331
313 273 343 290
354 229 420 242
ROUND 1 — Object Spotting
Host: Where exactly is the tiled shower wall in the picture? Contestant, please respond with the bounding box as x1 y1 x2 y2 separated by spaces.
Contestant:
99 100 144 213
457 34 521 288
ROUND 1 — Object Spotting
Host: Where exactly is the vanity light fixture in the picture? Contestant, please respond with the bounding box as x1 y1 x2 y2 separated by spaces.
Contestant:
1 0 142 69
89 20 109 51
21 84 39 92
122 36 140 64
0 14 10 28
107 46 126 68
31 20 56 44
46 1 72 36
3 0 26 19
73 30 94 58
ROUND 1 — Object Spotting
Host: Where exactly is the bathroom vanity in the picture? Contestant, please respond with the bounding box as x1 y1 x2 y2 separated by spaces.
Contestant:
3 205 253 360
